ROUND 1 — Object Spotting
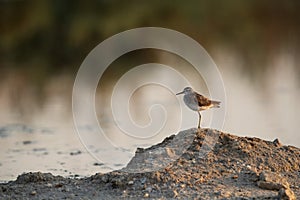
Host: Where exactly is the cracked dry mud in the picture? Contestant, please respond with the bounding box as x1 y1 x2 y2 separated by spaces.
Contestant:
0 128 299 199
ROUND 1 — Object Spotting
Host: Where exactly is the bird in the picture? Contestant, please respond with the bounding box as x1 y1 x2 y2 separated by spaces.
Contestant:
176 87 220 129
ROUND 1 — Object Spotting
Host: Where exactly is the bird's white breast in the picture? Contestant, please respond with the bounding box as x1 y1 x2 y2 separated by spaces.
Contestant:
183 94 199 111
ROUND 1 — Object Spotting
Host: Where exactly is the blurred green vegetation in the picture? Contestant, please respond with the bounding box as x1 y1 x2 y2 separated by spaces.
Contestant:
1 0 300 83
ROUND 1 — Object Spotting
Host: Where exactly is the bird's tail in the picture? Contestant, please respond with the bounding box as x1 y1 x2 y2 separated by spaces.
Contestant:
211 100 221 108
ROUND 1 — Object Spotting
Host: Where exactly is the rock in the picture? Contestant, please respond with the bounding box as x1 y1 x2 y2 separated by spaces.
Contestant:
173 190 178 198
222 191 231 198
46 183 53 187
70 150 81 156
145 186 152 193
232 174 238 179
23 140 32 145
257 181 286 191
111 177 126 188
62 186 70 192
257 171 290 190
140 177 147 184
128 181 134 185
154 171 161 181
93 162 104 166
143 192 149 198
273 138 282 147
101 174 109 183
165 147 176 158
195 177 205 184
278 188 296 200
55 183 63 188
32 148 47 152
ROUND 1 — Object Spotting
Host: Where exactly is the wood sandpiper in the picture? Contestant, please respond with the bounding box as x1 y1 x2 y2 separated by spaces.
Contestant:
176 87 220 129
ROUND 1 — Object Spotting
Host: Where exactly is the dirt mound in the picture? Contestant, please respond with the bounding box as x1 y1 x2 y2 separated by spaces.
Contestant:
1 128 299 199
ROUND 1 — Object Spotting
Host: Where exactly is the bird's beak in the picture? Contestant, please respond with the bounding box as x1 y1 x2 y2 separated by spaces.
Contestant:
176 91 184 95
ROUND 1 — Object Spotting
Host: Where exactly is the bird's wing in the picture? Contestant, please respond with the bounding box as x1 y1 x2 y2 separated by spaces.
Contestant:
196 93 212 107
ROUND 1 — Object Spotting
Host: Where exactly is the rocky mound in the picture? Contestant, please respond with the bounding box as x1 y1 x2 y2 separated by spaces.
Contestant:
0 128 299 199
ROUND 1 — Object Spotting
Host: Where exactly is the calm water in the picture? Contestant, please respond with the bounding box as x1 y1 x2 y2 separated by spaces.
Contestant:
0 50 299 182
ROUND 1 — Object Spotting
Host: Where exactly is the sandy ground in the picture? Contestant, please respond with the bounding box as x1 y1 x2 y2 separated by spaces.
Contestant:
0 128 299 199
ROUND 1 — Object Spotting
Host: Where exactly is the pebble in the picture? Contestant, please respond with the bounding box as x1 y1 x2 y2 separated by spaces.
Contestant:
46 183 53 187
232 175 238 179
93 162 104 166
101 175 109 183
222 191 231 198
145 186 152 193
55 183 63 188
165 147 176 158
195 177 204 184
70 150 81 156
140 177 147 184
128 181 134 185
273 138 282 147
23 140 32 145
143 193 149 198
173 190 178 197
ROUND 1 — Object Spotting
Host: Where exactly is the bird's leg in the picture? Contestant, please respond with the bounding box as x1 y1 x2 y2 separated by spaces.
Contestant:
198 111 201 129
